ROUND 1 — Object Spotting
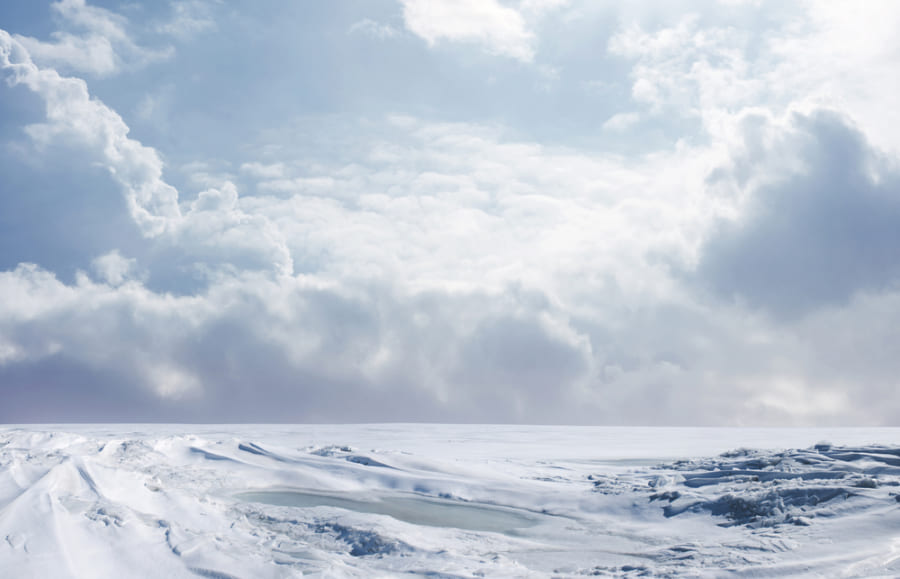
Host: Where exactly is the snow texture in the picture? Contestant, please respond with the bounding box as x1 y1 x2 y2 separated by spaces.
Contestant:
1 425 899 577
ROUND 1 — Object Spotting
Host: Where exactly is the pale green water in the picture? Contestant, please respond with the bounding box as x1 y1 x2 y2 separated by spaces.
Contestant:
237 490 541 533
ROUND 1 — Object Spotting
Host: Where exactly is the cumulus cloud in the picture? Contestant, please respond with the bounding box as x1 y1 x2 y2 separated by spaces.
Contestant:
453 312 592 421
0 29 181 236
91 250 138 286
608 14 761 125
179 182 294 277
696 109 900 317
400 0 537 61
6 254 889 425
607 1 900 157
0 263 206 403
1 31 291 278
0 262 599 423
13 0 172 77
767 0 900 156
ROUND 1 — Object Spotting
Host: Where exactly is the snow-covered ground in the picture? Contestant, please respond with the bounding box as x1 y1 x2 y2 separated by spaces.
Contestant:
2 425 900 578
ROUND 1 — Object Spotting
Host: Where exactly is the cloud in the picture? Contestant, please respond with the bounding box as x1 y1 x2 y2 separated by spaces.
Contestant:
348 19 398 40
608 14 761 124
602 112 641 132
453 311 592 421
766 0 900 156
399 0 537 62
695 109 900 317
0 262 598 423
1 29 181 236
0 31 719 423
1 31 291 278
5 255 884 425
179 182 294 277
606 1 900 158
240 162 287 180
0 263 207 407
3 2 900 426
91 250 138 286
1 88 898 424
157 0 218 39
13 0 172 77
236 115 715 297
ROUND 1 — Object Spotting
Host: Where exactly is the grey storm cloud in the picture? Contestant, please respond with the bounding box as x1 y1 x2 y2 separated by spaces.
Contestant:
0 258 597 424
697 110 900 318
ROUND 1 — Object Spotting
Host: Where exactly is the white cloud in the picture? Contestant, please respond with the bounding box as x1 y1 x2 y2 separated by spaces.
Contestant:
91 250 137 286
5 249 898 424
519 0 570 16
0 261 598 420
608 14 761 126
238 115 720 302
180 182 294 277
400 0 536 61
602 111 641 132
14 0 172 77
348 19 398 40
15 33 119 77
1 31 291 279
0 30 181 236
607 1 900 159
158 0 218 39
240 162 287 180
0 263 208 401
765 0 900 156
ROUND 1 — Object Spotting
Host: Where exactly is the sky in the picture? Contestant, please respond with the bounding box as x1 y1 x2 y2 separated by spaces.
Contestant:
1 0 899 425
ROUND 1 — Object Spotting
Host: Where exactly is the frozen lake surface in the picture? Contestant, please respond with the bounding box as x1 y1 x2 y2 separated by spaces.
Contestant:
2 425 900 577
235 489 543 533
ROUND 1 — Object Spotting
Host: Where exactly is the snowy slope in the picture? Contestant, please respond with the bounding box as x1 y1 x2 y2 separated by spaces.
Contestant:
1 425 899 577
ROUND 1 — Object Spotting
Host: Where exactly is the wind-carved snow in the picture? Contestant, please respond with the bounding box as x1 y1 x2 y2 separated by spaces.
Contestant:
657 444 900 527
588 444 900 576
1 426 900 577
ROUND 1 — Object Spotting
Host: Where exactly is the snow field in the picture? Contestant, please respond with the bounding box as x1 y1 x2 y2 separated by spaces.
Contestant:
1 425 900 577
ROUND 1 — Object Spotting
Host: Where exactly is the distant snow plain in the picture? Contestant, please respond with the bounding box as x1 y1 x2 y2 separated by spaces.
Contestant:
2 425 900 578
